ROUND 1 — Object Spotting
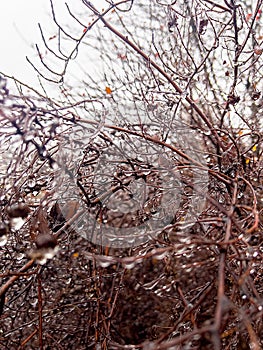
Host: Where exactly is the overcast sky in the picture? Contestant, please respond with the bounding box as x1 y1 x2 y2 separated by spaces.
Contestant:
0 1 48 84
0 0 107 90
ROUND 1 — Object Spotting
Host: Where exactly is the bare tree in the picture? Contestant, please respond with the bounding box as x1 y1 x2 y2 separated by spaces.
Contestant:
0 0 262 349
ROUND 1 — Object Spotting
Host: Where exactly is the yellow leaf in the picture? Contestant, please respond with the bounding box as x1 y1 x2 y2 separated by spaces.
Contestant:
105 86 112 94
252 145 257 152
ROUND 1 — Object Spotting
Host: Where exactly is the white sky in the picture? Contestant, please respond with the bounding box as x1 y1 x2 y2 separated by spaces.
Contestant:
0 0 107 90
0 1 48 85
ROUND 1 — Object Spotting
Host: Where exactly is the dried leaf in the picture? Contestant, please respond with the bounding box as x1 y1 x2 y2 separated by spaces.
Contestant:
105 86 112 94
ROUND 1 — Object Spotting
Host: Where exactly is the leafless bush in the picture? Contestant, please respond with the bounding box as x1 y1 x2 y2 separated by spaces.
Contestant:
0 1 262 349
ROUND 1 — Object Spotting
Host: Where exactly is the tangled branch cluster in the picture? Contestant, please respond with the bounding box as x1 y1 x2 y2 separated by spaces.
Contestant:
0 1 262 349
